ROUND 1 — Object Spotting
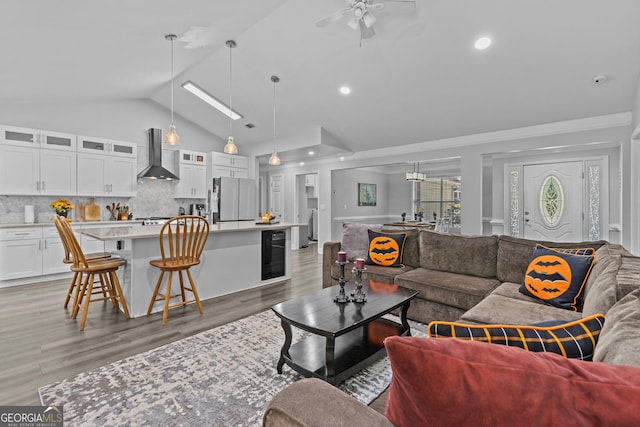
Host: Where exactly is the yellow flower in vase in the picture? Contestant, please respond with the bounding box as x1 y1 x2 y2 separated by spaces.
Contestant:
50 199 74 219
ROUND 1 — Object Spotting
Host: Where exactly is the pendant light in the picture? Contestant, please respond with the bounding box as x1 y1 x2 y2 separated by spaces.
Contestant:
268 75 281 166
164 34 180 145
223 40 239 155
406 162 426 181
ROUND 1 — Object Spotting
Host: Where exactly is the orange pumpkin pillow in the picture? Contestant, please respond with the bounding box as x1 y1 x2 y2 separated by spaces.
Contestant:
519 245 595 311
366 230 406 268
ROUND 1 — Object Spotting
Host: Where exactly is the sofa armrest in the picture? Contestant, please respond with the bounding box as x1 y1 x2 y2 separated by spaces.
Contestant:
263 378 393 427
322 241 341 288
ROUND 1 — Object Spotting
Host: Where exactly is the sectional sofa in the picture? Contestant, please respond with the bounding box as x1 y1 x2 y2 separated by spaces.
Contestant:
263 225 640 426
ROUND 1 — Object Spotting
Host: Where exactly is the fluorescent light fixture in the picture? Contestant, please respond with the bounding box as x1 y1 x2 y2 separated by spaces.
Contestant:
339 86 351 95
181 80 243 120
474 37 492 50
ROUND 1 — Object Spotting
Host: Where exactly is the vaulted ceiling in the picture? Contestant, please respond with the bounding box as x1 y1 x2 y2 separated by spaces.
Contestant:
3 0 640 164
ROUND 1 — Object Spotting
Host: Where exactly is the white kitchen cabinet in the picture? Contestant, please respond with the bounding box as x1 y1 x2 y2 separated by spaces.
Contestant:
0 145 76 195
212 165 248 178
109 156 137 196
0 227 70 280
211 152 249 169
42 227 69 275
77 137 137 197
0 125 40 147
305 174 316 187
0 145 40 195
40 149 77 195
211 152 250 178
176 164 208 198
77 136 137 157
305 174 318 198
0 126 76 195
175 150 207 199
0 228 42 280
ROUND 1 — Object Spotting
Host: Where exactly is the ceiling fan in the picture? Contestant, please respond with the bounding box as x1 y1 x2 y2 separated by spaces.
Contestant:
315 0 416 41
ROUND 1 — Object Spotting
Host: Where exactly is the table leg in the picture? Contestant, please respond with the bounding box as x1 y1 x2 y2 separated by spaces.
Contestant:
400 301 412 336
277 319 292 374
325 336 336 384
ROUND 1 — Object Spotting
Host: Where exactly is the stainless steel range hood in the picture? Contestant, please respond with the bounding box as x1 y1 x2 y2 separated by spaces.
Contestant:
137 128 179 180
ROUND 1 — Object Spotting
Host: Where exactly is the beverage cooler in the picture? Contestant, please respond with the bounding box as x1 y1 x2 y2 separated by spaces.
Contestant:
262 230 285 280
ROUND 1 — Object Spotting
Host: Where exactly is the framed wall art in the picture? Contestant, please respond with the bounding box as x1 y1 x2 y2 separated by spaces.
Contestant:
358 183 377 206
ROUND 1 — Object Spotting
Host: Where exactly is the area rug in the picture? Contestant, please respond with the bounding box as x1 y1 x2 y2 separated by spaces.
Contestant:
39 310 427 426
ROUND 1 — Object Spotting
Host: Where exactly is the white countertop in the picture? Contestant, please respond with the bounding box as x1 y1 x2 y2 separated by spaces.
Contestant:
80 221 304 241
0 220 141 229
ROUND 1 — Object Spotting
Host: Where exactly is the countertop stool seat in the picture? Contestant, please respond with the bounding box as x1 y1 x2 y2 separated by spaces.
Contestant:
56 216 129 330
53 216 120 311
146 216 210 325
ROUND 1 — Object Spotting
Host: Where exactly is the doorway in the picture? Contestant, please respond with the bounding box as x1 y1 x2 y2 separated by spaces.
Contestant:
269 174 284 220
506 158 607 242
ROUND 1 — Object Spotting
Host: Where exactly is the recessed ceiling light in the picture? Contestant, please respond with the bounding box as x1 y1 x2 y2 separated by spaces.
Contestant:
339 86 351 95
339 156 345 161
474 37 492 50
299 162 305 166
182 80 242 120
308 151 315 156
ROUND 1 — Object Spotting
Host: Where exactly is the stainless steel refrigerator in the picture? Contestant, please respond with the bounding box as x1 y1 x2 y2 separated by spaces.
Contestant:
212 177 257 222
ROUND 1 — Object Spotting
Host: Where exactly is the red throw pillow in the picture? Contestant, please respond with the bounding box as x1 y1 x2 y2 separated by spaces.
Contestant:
384 336 640 427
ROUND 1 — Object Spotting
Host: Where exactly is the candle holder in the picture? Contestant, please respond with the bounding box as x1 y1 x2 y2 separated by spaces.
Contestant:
351 266 367 303
334 261 350 303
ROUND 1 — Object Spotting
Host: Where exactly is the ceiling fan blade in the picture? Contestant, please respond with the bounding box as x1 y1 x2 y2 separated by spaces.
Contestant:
369 3 385 10
315 7 352 27
359 20 375 39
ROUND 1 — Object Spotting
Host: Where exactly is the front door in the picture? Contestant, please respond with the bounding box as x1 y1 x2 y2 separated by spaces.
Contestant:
523 162 583 242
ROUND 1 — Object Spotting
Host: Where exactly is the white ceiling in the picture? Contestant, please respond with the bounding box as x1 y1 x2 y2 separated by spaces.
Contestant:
3 0 640 164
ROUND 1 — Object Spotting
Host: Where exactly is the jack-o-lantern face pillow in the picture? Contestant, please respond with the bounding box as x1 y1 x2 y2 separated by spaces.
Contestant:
366 230 407 268
519 245 595 311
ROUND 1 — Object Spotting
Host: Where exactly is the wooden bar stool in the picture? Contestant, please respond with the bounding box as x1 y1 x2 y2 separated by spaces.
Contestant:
58 217 130 330
53 215 115 310
146 216 209 324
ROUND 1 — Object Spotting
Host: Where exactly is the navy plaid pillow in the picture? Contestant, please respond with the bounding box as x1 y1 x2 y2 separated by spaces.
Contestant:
428 314 605 360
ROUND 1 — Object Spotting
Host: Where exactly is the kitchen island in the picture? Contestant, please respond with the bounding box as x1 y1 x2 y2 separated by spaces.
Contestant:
81 221 301 318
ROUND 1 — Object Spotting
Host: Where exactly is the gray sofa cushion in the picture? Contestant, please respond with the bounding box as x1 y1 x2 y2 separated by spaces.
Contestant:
460 291 582 325
395 268 500 311
341 222 382 261
583 255 640 317
382 227 420 268
419 231 498 278
496 235 607 284
593 288 640 367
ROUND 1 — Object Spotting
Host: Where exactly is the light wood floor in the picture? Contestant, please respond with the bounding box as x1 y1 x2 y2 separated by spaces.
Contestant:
0 244 322 405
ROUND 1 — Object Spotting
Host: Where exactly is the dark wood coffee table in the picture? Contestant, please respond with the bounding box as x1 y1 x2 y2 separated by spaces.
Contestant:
271 280 418 385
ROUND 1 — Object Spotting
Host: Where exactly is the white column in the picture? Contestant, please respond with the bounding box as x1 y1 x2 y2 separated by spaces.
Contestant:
460 150 483 236
630 129 640 254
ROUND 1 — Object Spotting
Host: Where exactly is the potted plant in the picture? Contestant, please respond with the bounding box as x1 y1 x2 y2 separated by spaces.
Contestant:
50 199 74 219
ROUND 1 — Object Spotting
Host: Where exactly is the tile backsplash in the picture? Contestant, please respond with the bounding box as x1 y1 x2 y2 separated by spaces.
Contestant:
0 179 204 224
